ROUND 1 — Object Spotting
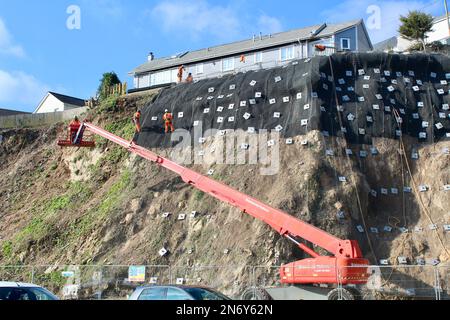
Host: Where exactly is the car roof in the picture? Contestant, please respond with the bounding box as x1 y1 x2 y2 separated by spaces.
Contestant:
0 282 41 288
137 285 212 290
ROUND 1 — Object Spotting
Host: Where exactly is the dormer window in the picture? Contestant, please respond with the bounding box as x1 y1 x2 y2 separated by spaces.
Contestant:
341 38 351 50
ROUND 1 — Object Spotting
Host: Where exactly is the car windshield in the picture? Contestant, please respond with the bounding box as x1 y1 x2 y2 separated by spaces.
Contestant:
0 287 58 301
183 288 231 300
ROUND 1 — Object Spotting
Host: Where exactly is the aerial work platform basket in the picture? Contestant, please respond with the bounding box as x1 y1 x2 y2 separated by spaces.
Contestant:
57 123 96 148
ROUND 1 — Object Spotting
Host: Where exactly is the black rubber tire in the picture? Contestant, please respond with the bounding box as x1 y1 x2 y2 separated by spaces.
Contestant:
327 288 356 300
241 287 273 300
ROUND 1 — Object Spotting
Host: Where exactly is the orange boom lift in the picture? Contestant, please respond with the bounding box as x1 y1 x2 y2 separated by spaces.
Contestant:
61 121 370 299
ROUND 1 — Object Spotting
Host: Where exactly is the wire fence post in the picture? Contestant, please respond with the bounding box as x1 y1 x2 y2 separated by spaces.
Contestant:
31 266 35 284
434 267 441 301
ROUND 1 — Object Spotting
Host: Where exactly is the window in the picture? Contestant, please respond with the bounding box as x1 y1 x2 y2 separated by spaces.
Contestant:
341 38 351 50
138 287 166 300
280 46 295 61
167 288 192 301
222 57 235 72
196 63 204 74
254 52 263 63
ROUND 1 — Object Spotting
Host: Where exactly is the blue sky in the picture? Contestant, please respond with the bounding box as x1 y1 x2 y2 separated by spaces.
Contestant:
0 0 444 112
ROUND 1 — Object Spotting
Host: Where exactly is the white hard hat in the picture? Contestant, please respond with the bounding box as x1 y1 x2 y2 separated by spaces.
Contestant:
165 109 169 113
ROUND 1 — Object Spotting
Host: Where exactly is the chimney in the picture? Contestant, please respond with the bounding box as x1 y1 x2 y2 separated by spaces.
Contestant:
253 34 256 42
259 32 262 40
148 52 154 61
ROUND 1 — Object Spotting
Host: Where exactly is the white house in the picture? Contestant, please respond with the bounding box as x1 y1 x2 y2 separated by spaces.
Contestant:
34 92 86 114
427 14 450 44
374 14 450 53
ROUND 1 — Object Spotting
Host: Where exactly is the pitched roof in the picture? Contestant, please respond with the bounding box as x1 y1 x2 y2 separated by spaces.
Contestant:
49 92 86 106
0 108 31 116
131 19 366 74
373 36 398 51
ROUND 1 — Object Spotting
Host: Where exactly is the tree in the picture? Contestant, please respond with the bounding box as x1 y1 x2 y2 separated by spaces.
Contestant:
97 72 121 100
399 11 434 52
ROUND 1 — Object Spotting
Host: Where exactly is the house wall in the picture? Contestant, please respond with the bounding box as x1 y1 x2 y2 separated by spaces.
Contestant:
35 94 65 114
356 24 372 51
334 27 357 51
427 19 450 43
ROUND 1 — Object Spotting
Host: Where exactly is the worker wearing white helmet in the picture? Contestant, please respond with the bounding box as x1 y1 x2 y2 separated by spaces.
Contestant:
163 109 174 133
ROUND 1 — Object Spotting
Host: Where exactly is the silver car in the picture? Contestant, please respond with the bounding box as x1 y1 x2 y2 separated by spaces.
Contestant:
0 282 59 300
129 285 231 301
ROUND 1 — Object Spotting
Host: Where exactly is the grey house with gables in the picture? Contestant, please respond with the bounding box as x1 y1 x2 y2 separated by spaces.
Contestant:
130 19 373 90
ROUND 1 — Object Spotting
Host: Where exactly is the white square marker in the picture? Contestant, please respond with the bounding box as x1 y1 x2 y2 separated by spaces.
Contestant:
419 185 428 192
217 106 224 112
339 176 347 183
442 103 449 110
384 226 392 232
275 125 283 132
283 96 290 103
443 225 450 232
357 225 364 233
207 169 215 175
228 117 235 122
417 80 423 85
441 80 448 85
435 123 444 130
347 113 355 121
364 76 371 81
228 103 235 109
250 80 257 86
269 98 276 104
384 71 391 76
176 278 184 285
267 140 275 147
203 108 210 113
374 68 380 74
437 89 445 95
207 96 214 100
358 97 365 102
381 188 388 195
190 211 197 218
296 92 302 100
373 104 380 110
301 140 308 145
387 86 395 92
413 86 420 91
412 113 419 119
248 127 256 133
404 187 412 193
159 248 168 256
149 277 158 284
255 92 262 98
240 143 250 150
343 95 351 102
346 149 353 155
359 128 366 135
422 121 429 128
208 87 215 93
243 113 251 120
196 97 203 101
370 228 379 234
273 112 281 118
217 95 224 99
359 151 368 157
384 106 391 112
240 101 247 107
151 117 158 121
274 76 282 82
391 188 398 195
346 71 353 76
358 69 365 76
286 138 293 145
338 78 345 85
162 212 171 218
178 112 184 118
229 84 236 90
301 119 308 126
249 99 256 105
193 121 200 127
217 117 224 123
363 84 370 89
375 94 383 100
430 72 437 78
398 257 408 265
304 104 310 110
178 214 186 221
380 259 389 265
419 132 427 139
199 137 206 143
429 224 438 230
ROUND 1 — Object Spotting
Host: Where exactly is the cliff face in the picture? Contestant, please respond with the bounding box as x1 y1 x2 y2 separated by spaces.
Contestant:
0 53 449 299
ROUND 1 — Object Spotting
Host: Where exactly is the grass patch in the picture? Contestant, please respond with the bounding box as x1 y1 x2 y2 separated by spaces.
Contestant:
1 241 13 259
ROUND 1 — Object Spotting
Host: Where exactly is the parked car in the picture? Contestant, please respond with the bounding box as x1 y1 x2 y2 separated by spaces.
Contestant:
0 282 59 300
129 285 231 300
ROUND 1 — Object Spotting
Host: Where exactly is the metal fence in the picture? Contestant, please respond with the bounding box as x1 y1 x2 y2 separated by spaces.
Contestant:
0 264 448 300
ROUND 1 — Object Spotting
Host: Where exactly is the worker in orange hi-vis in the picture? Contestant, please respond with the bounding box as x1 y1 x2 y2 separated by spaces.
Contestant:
133 110 142 133
163 109 175 133
69 116 81 143
129 110 142 147
177 65 185 83
240 54 246 63
186 73 194 83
